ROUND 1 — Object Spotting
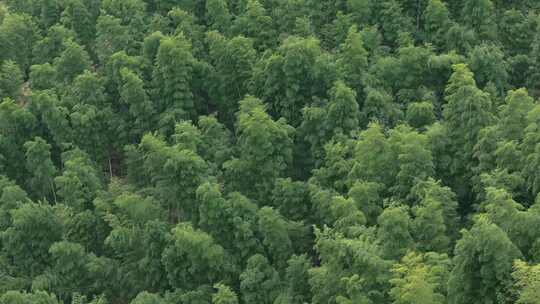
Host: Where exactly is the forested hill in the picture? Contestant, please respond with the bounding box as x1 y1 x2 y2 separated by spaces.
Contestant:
1 0 540 303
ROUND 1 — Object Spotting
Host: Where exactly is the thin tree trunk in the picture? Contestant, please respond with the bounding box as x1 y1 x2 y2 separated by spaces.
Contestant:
417 0 421 30
50 180 57 204
108 155 113 179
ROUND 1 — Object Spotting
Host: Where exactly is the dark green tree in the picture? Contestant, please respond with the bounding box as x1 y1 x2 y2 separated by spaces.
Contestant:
196 182 262 264
206 31 256 126
205 0 232 33
232 0 277 51
162 223 230 290
257 207 293 269
405 102 435 129
326 81 360 137
378 0 414 46
95 15 130 65
224 96 294 201
60 0 95 45
348 181 383 226
442 64 494 202
251 36 336 126
26 90 71 146
412 198 450 253
29 63 57 90
32 25 75 65
377 205 414 260
54 149 102 211
1 203 63 278
271 178 311 222
0 61 24 101
135 132 208 222
53 39 91 83
349 123 397 189
197 114 233 169
67 71 116 162
39 0 60 28
23 137 56 201
447 216 522 304
0 98 36 183
0 13 40 71
279 254 312 304
410 178 460 242
119 68 155 140
499 88 534 142
240 254 281 304
461 0 496 41
152 34 197 133
424 0 451 49
309 227 391 304
337 25 368 99
467 44 508 94
388 125 435 199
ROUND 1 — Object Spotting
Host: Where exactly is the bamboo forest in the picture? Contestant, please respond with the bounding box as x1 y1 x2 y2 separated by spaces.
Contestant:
1 0 540 303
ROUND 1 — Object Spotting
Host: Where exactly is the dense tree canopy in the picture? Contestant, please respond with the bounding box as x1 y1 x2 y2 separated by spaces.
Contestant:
0 0 540 303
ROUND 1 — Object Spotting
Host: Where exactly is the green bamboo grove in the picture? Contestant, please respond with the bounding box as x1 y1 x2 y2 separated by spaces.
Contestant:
1 0 540 303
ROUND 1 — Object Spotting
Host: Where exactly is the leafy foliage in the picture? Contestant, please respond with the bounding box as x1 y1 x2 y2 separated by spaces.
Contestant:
0 1 539 304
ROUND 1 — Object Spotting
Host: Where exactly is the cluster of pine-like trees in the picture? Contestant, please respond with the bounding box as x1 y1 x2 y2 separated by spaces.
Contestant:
1 0 540 303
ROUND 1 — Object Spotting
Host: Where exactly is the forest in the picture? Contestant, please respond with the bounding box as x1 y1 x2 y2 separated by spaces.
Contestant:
1 0 540 303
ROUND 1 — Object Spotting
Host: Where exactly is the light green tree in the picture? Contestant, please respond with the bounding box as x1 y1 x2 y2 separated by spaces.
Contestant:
212 284 238 304
389 251 449 304
512 260 540 304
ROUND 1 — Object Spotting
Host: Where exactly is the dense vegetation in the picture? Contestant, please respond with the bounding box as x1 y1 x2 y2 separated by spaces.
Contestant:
1 0 540 303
